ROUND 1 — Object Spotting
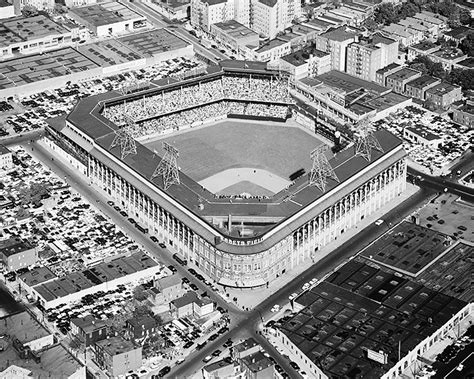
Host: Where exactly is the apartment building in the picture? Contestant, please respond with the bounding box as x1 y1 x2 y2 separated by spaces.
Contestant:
346 33 398 81
0 238 37 272
191 0 238 32
250 0 301 39
425 82 462 110
279 47 330 79
0 144 13 170
453 103 474 128
14 0 55 12
315 26 359 72
385 67 421 94
93 337 142 377
404 75 441 101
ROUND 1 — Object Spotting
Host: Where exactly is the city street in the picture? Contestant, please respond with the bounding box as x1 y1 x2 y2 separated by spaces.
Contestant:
16 136 471 379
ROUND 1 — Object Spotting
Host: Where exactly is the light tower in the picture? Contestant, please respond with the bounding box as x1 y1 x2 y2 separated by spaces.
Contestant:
152 142 180 190
354 117 384 161
110 115 137 160
309 145 339 192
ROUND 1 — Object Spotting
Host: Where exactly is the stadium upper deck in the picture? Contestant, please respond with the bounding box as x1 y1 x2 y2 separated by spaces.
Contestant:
50 62 407 286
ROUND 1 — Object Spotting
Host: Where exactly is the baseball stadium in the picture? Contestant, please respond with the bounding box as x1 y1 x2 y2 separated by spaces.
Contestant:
46 61 407 288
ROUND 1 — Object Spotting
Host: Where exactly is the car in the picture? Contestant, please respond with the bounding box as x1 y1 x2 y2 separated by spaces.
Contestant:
271 304 280 312
120 210 128 217
157 366 170 377
289 293 298 301
159 243 166 248
183 341 194 349
209 333 219 341
167 265 177 273
223 339 233 347
212 349 221 357
289 361 300 370
128 218 136 224
188 268 197 275
196 342 207 350
458 225 467 231
113 205 121 212
203 355 213 363
107 201 114 206
182 277 190 284
310 278 318 285
190 283 199 291
176 358 185 365
375 219 384 226
150 236 158 242
301 283 310 291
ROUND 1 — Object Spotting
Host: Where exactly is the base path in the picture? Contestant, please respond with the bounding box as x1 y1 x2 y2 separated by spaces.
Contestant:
199 167 290 196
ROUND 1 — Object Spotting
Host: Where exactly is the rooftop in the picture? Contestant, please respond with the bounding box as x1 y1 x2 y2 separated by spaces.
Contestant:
95 336 138 356
458 103 474 115
71 315 106 333
212 20 259 42
406 75 440 89
127 315 156 329
410 40 439 51
19 267 57 287
156 273 182 289
1 15 68 43
316 70 388 95
69 2 144 27
0 311 50 344
281 47 329 67
171 291 199 308
386 67 421 82
457 57 474 68
234 337 259 353
0 238 34 258
33 252 158 302
319 26 358 42
376 63 401 75
431 47 465 61
281 260 467 379
203 358 234 373
256 38 288 53
241 351 274 372
426 81 460 96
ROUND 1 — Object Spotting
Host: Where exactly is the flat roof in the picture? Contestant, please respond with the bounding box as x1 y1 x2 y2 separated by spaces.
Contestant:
241 351 274 372
0 47 99 90
256 38 288 53
118 28 189 58
20 267 57 287
2 15 69 41
431 47 465 60
203 359 234 373
386 67 420 82
319 26 358 42
411 40 438 51
95 336 138 356
281 260 467 379
405 125 442 141
71 315 106 333
406 75 440 89
316 70 388 95
376 63 401 75
171 291 199 308
281 47 329 67
426 82 460 96
361 92 411 113
34 252 157 302
359 221 449 275
234 337 259 352
69 2 144 27
212 20 259 41
77 38 143 67
0 237 33 257
443 25 474 39
156 273 182 289
62 67 403 254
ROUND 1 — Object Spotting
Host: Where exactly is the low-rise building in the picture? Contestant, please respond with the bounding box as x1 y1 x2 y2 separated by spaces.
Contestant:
194 295 214 317
0 0 15 20
0 15 73 59
170 291 214 318
149 0 190 21
240 351 275 379
0 237 37 272
251 38 291 62
279 47 330 80
154 273 185 302
0 144 13 170
453 103 474 128
375 63 401 86
404 75 441 101
429 48 467 71
202 359 242 378
93 336 142 377
210 20 259 53
68 1 147 37
385 67 422 94
425 82 462 109
443 25 474 44
126 315 158 341
404 125 443 148
407 40 440 61
232 338 260 360
71 316 107 346
14 0 55 12
381 24 423 47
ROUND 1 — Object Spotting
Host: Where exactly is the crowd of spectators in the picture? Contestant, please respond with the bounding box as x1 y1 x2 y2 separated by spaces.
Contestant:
133 101 289 139
103 76 292 127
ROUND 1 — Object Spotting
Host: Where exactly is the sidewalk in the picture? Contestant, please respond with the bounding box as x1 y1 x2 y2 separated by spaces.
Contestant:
224 183 420 311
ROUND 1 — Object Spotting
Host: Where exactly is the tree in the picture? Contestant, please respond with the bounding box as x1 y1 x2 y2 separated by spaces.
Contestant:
18 182 51 206
446 68 474 90
132 285 148 302
21 5 38 17
374 3 398 25
460 33 474 57
133 304 153 318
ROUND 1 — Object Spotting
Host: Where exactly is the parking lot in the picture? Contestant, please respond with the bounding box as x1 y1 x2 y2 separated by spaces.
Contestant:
0 56 204 137
375 105 474 175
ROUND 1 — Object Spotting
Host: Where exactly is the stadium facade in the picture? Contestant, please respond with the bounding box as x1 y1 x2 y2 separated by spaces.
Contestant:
46 63 407 288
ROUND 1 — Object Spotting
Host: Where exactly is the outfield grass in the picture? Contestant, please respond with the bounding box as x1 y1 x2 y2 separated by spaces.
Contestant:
143 120 323 182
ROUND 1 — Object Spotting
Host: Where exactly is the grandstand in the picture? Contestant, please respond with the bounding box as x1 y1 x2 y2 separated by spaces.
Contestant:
47 62 407 288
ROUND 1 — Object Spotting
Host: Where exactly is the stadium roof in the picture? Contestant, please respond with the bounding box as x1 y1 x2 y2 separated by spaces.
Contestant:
61 65 404 254
279 260 467 378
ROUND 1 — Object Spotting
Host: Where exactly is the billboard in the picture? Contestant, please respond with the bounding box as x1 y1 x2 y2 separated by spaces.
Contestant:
367 349 388 364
